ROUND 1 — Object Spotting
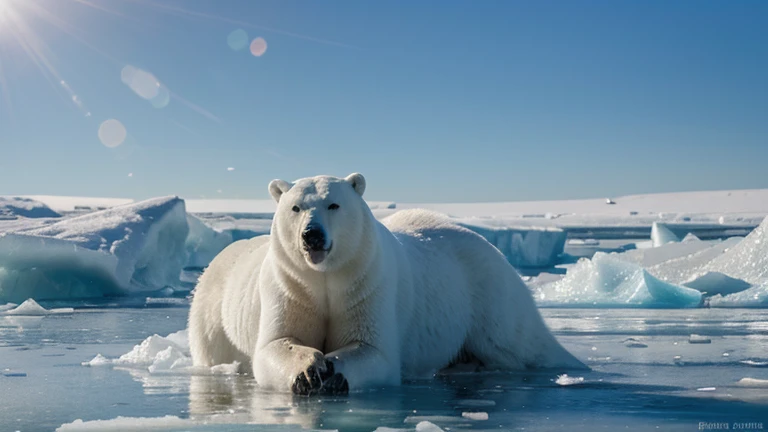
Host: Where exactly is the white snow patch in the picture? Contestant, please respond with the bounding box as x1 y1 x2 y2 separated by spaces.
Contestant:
702 216 768 286
555 374 585 386
0 196 60 219
697 387 717 392
82 354 111 366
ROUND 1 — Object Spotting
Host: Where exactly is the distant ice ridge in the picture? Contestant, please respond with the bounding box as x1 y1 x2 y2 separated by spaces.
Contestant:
0 196 61 219
459 220 567 268
0 197 189 303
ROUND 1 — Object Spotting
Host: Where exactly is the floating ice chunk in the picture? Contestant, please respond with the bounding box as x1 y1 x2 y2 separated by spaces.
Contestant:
2 369 27 377
115 334 186 366
415 421 446 432
651 222 679 247
461 412 489 421
455 399 496 407
555 374 584 386
185 214 233 269
697 387 717 392
688 334 712 344
568 239 599 246
740 360 768 367
164 329 189 352
2 299 73 315
0 197 189 302
82 354 111 366
702 216 768 286
147 346 191 373
736 378 768 387
56 415 191 431
623 338 648 348
682 271 751 296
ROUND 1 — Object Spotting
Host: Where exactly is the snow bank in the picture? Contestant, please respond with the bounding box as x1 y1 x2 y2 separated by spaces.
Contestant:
0 197 60 219
651 222 679 247
1 298 73 315
0 197 189 303
185 215 233 268
460 221 566 268
535 253 702 307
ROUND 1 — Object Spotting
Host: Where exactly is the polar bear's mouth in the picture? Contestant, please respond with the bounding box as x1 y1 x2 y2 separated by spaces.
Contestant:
305 243 332 265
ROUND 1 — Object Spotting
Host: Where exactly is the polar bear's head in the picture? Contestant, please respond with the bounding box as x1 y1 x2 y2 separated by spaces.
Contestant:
268 173 369 272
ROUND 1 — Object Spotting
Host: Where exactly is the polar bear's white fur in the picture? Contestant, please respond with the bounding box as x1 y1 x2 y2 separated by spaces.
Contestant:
189 173 584 395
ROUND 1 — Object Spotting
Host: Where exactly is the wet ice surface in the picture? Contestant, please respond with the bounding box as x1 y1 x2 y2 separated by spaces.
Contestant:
2 307 768 431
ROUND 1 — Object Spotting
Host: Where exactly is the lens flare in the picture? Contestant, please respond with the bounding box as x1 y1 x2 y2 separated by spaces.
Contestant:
227 29 248 51
98 119 127 148
250 37 267 57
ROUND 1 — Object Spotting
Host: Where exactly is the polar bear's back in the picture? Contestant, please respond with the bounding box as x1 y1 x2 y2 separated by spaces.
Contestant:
381 209 582 372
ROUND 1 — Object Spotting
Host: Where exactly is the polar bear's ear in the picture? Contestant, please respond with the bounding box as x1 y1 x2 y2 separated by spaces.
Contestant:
268 179 293 203
345 173 366 196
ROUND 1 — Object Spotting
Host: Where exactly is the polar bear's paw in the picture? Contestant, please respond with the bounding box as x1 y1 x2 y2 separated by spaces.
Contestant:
291 358 348 396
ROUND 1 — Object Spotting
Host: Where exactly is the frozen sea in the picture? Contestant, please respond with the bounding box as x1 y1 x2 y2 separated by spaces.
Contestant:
2 304 767 432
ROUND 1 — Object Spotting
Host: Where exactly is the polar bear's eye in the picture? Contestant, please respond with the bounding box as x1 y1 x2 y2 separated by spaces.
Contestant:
291 205 300 213
328 203 340 210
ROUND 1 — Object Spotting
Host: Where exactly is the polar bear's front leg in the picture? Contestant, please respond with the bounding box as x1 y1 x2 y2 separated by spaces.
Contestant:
252 337 349 396
326 341 400 389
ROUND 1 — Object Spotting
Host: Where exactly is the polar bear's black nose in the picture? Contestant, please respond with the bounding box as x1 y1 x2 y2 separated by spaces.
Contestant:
302 226 326 251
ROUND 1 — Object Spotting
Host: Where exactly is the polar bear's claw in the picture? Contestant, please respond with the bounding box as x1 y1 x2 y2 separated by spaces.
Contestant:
320 373 349 395
292 358 336 396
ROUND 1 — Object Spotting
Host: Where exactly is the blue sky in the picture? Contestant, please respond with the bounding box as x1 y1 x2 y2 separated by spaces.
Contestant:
0 0 766 203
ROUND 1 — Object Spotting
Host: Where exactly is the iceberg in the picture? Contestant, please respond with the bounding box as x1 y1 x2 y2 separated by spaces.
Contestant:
459 221 566 268
651 222 679 247
612 239 712 268
700 216 768 286
535 253 701 307
0 197 189 303
185 215 234 269
648 237 743 284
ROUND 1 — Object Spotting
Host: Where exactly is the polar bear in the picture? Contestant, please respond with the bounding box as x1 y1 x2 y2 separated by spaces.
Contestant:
189 173 584 395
